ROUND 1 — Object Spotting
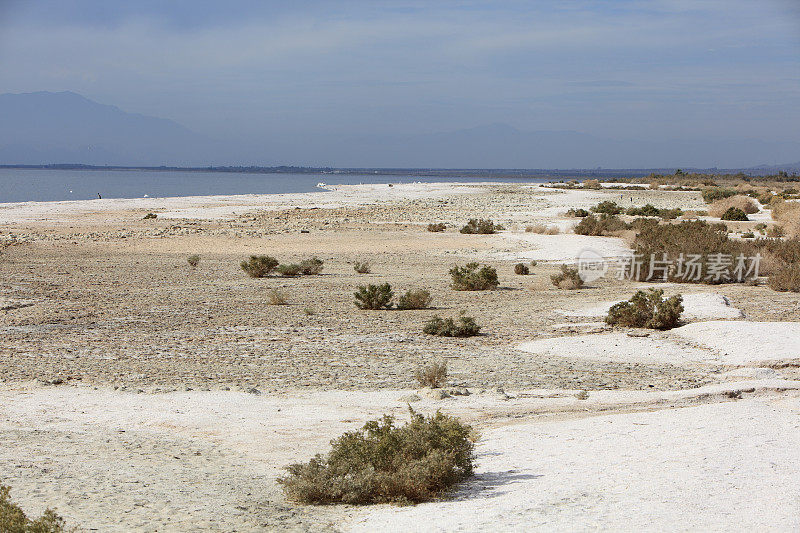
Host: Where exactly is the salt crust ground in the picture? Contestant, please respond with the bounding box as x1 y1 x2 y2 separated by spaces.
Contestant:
559 293 745 320
518 321 800 366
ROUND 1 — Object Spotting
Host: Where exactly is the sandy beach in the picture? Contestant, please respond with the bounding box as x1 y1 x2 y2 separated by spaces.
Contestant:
2 181 799 531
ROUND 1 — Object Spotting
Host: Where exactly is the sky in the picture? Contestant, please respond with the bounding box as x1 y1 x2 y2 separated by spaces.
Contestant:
1 0 799 166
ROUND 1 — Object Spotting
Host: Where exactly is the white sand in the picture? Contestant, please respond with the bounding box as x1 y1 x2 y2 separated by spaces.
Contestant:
559 293 745 321
474 232 630 263
671 321 800 366
349 393 800 532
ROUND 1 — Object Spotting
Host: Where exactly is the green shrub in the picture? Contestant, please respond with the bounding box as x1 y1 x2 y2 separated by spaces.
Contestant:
550 264 584 289
355 283 394 310
768 263 800 292
277 409 475 504
513 263 529 275
427 223 447 232
741 232 755 239
624 204 683 219
423 315 481 337
702 187 737 203
0 485 67 532
187 254 200 268
299 257 324 275
396 289 433 310
590 201 623 215
606 289 683 330
449 263 499 291
721 207 748 221
415 361 447 388
241 255 279 278
459 219 503 234
143 212 157 219
353 261 371 274
277 263 302 276
573 214 627 236
566 208 590 217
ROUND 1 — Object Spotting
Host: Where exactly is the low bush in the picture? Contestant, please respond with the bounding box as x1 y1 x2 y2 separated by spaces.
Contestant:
720 207 749 221
0 484 67 532
605 289 683 330
277 409 475 504
625 204 683 220
708 195 759 217
573 214 627 236
427 223 447 232
590 201 623 215
566 208 590 217
355 283 394 310
702 187 737 203
415 361 447 388
423 315 481 337
767 225 785 238
582 179 601 189
459 219 503 234
143 212 157 219
241 255 279 278
267 289 289 305
353 261 371 274
741 232 755 239
187 254 200 268
525 224 559 234
396 289 433 310
514 263 529 275
277 263 302 276
768 263 800 292
449 263 499 291
550 264 584 289
299 257 324 275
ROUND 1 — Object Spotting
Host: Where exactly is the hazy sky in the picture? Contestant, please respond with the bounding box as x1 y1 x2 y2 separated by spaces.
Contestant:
1 0 799 149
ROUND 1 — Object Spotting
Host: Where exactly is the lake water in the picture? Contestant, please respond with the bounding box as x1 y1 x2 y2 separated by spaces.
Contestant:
0 168 552 203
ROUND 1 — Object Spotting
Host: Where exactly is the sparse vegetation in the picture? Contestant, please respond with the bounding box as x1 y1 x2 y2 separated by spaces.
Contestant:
582 178 601 189
573 214 627 236
299 257 324 275
267 289 289 305
525 224 559 234
353 261 371 274
277 263 302 276
187 254 200 268
702 187 737 203
625 204 683 219
143 212 157 219
514 263 529 275
241 255 279 278
566 208 590 217
427 223 447 232
606 289 683 330
415 361 447 388
396 289 433 310
423 314 481 337
550 264 584 289
768 263 800 292
708 195 759 218
354 283 394 310
0 484 68 532
590 201 623 215
277 409 475 504
449 262 499 291
459 219 503 234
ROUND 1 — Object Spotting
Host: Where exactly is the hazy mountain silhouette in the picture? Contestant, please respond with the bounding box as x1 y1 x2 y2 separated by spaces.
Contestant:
1 91 798 168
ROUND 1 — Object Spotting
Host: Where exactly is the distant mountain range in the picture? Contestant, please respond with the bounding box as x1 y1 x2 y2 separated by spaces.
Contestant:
1 91 798 169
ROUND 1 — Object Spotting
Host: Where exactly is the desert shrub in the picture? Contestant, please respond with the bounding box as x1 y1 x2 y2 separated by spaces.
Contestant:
449 263 499 291
591 201 623 215
573 214 627 236
721 207 748 221
771 199 800 238
277 263 302 276
415 361 447 388
767 225 785 238
298 257 324 275
241 255 279 278
187 254 200 268
277 409 474 504
514 263 529 275
427 223 447 232
624 204 683 220
582 179 602 189
708 195 759 217
755 223 768 234
423 315 481 337
550 264 584 289
702 187 737 203
459 219 503 234
143 212 157 219
355 283 394 310
396 289 433 310
768 263 800 292
741 232 755 239
758 192 775 205
267 289 288 305
353 261 371 274
0 485 67 533
605 289 683 330
526 224 559 234
566 208 590 217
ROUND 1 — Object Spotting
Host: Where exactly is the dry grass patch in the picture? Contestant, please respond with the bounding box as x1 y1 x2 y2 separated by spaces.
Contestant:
708 195 759 218
551 265 584 289
396 289 433 310
525 224 560 234
353 261 371 274
267 289 289 305
415 361 447 388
